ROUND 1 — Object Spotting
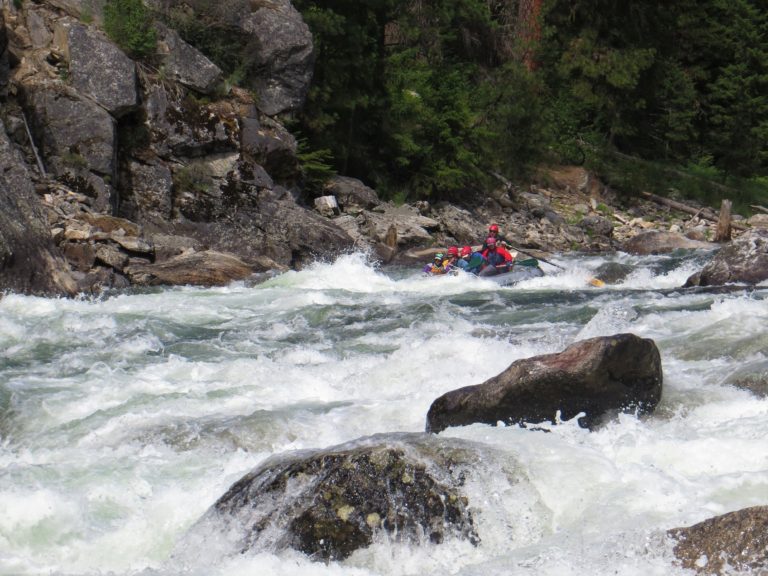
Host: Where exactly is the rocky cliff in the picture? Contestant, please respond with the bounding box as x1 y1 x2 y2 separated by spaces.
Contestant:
0 0 353 294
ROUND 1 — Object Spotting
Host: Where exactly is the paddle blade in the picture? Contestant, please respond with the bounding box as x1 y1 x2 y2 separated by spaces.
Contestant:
589 277 606 288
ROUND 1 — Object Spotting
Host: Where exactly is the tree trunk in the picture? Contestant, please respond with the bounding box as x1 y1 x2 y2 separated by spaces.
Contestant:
715 199 732 242
640 192 748 231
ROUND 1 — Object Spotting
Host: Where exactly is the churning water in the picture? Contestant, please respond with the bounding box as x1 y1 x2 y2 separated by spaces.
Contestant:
0 251 766 576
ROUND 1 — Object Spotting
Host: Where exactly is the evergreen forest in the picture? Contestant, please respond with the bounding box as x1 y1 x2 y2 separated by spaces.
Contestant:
288 0 768 211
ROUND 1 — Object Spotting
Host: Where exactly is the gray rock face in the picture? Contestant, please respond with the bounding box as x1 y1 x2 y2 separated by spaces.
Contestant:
0 13 9 98
23 86 115 210
26 9 53 48
580 214 613 238
155 23 222 94
147 0 313 116
145 84 239 157
622 230 716 255
204 185 354 269
684 228 768 286
323 176 381 213
361 204 440 248
241 117 298 183
426 333 663 433
0 121 77 295
124 160 174 222
66 23 138 116
191 434 478 562
668 506 768 575
242 0 314 115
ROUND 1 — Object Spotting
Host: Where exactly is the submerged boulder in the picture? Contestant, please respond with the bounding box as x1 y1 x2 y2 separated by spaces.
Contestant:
189 434 479 562
668 506 768 575
593 261 635 285
684 228 768 286
426 333 663 433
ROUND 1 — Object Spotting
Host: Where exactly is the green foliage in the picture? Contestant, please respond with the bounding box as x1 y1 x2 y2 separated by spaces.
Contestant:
296 139 336 194
173 164 213 194
62 151 88 171
592 150 768 215
542 0 768 180
13 0 22 9
103 0 157 60
286 0 768 203
80 7 94 24
165 5 254 79
292 0 545 200
595 203 612 216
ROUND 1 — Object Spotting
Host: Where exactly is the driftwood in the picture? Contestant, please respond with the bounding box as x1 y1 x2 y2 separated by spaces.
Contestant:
641 192 748 231
715 199 732 242
751 204 768 215
21 112 46 177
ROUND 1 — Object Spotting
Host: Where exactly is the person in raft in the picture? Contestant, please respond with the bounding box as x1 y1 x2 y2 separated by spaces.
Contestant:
443 246 461 273
423 252 447 275
481 223 510 250
478 236 515 276
457 245 486 274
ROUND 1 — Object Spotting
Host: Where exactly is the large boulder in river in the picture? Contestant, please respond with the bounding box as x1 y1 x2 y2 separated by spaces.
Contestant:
185 433 479 562
125 250 252 287
426 333 663 433
668 506 768 575
622 230 716 255
684 228 768 286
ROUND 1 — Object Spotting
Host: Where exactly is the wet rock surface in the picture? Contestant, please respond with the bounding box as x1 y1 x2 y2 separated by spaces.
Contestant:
684 228 768 286
196 434 479 561
668 506 768 575
426 333 663 433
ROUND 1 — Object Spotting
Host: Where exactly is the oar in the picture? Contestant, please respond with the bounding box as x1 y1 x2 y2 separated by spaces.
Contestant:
507 244 605 288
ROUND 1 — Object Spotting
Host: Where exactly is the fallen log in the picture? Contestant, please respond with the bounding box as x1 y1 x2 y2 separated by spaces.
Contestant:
751 204 768 215
641 192 748 231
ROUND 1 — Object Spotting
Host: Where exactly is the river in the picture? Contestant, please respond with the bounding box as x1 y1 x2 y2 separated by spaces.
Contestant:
1 251 766 576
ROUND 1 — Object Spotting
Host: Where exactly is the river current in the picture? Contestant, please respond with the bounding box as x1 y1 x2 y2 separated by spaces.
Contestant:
0 251 766 576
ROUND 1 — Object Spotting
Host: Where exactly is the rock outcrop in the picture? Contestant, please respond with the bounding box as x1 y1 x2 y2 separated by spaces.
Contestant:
684 228 768 286
622 230 716 255
64 22 138 117
426 333 663 433
189 434 479 562
0 0 353 295
669 506 768 575
125 250 252 286
147 0 314 115
0 120 77 295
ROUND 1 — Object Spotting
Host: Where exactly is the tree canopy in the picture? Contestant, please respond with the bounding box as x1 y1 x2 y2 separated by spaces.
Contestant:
286 1 768 203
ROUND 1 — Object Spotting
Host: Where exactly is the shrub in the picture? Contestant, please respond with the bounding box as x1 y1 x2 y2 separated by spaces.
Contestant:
103 0 157 60
173 164 213 194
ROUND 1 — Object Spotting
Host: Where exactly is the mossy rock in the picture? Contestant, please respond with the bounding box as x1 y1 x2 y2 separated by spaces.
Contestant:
205 433 479 561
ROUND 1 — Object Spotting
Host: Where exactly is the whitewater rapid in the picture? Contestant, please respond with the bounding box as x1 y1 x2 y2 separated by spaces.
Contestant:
0 251 766 575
